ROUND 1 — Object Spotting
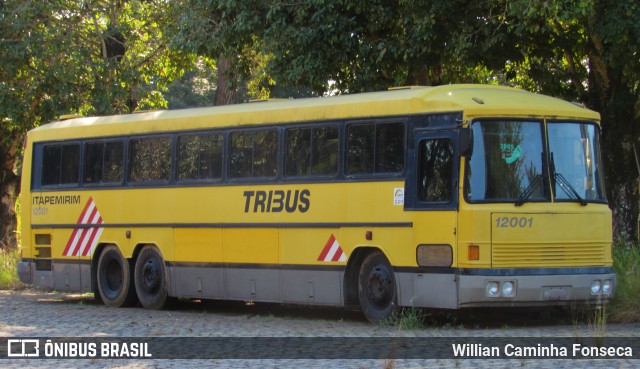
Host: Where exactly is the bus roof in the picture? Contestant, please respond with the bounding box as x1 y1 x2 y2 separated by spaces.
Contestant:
29 84 600 141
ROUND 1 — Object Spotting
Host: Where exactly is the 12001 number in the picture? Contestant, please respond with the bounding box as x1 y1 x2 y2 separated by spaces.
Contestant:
495 216 533 228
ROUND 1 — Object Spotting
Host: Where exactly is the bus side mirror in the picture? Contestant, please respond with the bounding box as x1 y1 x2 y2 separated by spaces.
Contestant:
459 128 473 157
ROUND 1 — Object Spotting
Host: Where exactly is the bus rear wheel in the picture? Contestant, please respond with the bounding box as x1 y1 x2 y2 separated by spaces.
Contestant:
358 251 398 323
134 245 169 310
96 245 137 307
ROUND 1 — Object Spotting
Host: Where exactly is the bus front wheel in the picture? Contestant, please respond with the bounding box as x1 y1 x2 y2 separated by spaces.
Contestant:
96 245 137 307
358 251 398 323
134 245 169 310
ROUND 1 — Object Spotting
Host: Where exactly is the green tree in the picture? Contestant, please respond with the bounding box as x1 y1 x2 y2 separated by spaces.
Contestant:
0 0 188 249
167 0 268 105
165 58 218 109
254 0 513 93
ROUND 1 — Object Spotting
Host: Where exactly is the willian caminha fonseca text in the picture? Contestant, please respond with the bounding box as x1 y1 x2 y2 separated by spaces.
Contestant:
453 342 632 358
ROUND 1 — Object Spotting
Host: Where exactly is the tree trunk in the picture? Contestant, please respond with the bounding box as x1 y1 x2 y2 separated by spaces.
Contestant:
214 55 237 106
0 133 20 250
0 174 19 250
405 61 442 86
598 93 640 242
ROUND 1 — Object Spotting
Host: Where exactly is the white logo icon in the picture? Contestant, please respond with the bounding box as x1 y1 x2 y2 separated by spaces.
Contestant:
7 339 40 357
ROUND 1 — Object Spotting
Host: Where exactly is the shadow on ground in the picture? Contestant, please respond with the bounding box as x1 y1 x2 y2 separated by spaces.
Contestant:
34 289 591 329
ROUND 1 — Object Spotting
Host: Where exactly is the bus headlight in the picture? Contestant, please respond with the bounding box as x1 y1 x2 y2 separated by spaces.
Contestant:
590 280 602 295
486 281 499 297
502 281 515 297
602 279 613 295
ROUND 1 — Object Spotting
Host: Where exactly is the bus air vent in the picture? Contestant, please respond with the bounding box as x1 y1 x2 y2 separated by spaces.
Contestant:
34 233 53 271
59 114 83 121
248 98 290 103
388 86 427 91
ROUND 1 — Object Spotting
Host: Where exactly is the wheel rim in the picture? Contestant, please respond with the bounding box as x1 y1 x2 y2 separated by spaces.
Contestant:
366 264 394 308
140 257 161 294
104 257 123 293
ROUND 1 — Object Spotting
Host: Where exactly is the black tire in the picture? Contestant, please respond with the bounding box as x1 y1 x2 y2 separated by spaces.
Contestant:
134 245 169 310
358 251 398 323
96 245 137 307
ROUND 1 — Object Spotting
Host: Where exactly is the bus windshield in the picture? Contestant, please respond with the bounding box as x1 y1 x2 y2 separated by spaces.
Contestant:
548 122 606 202
465 119 606 203
466 120 546 202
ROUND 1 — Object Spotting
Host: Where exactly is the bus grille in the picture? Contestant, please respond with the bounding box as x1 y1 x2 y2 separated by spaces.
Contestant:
492 242 606 268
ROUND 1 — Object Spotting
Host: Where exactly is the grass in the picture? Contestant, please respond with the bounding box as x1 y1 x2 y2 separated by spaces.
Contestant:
0 196 23 290
0 246 22 290
608 241 640 322
381 307 427 330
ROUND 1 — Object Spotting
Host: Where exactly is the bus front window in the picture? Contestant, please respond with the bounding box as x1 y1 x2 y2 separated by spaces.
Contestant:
466 120 546 203
548 122 606 202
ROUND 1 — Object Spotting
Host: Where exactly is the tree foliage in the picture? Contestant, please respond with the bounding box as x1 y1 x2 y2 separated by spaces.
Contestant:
164 58 218 109
0 0 190 249
169 0 519 94
167 0 267 104
259 0 516 93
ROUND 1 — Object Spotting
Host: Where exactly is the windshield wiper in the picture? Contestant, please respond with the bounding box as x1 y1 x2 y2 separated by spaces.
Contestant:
555 172 588 206
515 174 543 207
549 152 587 206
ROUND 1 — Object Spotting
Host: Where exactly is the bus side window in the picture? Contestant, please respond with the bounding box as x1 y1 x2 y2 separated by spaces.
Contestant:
177 133 223 180
42 144 80 186
230 130 278 178
376 123 404 173
418 138 453 202
129 137 172 182
84 142 103 183
84 141 124 184
103 142 124 182
347 124 375 174
42 145 62 186
285 126 338 176
347 122 404 175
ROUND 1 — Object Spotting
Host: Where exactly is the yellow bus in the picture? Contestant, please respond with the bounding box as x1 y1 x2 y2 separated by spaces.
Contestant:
18 84 614 322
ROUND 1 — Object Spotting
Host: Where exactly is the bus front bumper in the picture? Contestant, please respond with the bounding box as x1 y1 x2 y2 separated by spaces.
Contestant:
457 271 616 307
398 268 615 309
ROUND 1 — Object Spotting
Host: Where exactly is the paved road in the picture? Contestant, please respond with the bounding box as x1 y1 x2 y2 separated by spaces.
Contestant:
0 289 638 368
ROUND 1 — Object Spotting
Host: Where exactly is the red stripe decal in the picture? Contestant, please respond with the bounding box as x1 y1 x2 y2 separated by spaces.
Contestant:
82 218 103 257
71 206 99 256
317 234 336 261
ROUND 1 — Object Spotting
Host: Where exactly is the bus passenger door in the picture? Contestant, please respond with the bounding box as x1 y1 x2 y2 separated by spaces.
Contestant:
402 130 459 308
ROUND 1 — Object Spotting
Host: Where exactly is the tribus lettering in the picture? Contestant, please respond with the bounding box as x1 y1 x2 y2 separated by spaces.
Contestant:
243 190 310 213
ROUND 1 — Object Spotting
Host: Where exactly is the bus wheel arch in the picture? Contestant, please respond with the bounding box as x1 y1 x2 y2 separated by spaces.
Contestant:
345 247 399 323
91 243 108 303
133 244 170 310
95 244 137 307
344 247 372 307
